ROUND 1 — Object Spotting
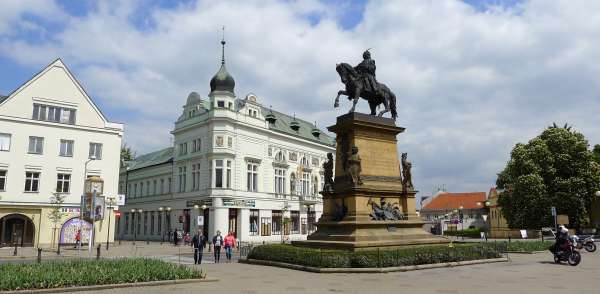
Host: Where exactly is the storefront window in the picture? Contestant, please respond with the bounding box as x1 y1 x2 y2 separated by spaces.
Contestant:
272 210 282 235
249 209 259 236
291 211 300 234
260 217 271 236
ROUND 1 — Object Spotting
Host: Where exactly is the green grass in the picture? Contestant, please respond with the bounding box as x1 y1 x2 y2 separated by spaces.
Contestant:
0 258 203 291
247 243 504 268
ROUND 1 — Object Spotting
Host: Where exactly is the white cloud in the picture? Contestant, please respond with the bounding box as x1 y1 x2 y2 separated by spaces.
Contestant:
2 0 600 197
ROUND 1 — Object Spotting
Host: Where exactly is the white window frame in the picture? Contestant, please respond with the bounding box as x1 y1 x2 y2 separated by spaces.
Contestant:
25 171 40 192
0 170 7 191
0 133 11 151
56 173 71 193
89 143 102 159
274 168 286 194
59 139 74 157
301 172 310 196
247 163 258 192
28 136 44 154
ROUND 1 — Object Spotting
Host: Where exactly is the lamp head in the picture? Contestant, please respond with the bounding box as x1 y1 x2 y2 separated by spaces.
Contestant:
158 207 164 211
166 207 171 211
130 209 135 213
201 204 207 210
194 204 199 209
138 209 143 213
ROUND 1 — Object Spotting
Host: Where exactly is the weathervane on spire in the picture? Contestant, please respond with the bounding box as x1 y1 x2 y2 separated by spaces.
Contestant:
221 25 226 65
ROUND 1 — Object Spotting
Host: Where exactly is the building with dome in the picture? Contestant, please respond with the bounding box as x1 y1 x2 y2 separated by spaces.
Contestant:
117 39 334 244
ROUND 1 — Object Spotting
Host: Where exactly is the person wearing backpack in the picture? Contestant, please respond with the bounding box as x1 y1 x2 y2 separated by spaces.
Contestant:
212 230 223 263
224 231 236 261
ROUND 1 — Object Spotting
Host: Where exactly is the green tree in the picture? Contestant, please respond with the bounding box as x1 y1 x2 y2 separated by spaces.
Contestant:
48 192 66 248
497 124 600 229
592 144 600 164
120 144 135 166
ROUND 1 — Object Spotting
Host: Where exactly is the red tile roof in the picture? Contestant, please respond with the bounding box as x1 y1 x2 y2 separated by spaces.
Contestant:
422 192 487 211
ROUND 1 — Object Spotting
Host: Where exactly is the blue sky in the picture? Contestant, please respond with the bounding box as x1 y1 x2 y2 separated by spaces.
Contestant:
2 0 599 197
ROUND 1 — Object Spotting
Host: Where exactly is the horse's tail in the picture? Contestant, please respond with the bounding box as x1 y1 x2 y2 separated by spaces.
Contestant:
389 91 397 120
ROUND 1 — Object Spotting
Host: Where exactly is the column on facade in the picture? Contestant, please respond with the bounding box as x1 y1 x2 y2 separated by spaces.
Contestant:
209 197 228 239
238 208 250 242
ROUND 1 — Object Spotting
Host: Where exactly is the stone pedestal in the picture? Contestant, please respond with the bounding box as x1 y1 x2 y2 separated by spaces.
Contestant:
294 113 448 250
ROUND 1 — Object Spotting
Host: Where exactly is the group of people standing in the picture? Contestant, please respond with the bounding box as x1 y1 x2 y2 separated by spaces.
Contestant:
190 230 237 265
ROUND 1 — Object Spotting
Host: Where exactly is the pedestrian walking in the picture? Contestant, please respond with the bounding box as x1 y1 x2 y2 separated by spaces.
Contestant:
224 231 236 261
212 230 224 263
173 229 179 246
74 229 81 249
192 230 207 265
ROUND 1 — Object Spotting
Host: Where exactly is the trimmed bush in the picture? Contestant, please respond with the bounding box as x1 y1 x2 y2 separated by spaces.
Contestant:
443 228 483 238
0 258 203 291
247 243 504 268
501 240 554 252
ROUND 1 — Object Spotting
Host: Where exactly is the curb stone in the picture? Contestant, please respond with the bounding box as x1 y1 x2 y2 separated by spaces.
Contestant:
0 278 218 294
239 257 509 273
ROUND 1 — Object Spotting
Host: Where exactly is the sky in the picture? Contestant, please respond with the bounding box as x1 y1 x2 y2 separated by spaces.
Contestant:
1 0 600 199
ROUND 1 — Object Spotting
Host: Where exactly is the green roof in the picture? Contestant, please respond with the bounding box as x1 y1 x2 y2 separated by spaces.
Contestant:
124 147 173 171
260 106 335 147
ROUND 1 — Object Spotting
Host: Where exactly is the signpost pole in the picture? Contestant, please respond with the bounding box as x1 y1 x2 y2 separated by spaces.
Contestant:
88 190 96 255
551 206 557 232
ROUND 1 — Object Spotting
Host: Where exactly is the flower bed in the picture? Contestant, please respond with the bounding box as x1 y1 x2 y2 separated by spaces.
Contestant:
0 258 203 291
246 243 504 268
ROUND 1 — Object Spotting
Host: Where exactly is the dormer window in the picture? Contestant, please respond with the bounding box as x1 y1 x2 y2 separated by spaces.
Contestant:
217 101 225 108
249 109 258 118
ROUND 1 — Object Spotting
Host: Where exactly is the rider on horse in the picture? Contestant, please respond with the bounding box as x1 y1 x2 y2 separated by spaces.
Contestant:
355 50 379 94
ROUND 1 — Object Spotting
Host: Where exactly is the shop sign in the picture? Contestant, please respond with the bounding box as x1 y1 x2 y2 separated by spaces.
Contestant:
59 218 91 244
222 198 256 207
61 207 80 214
186 199 213 207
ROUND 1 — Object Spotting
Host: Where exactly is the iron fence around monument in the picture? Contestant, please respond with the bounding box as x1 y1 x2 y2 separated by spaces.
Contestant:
243 242 508 268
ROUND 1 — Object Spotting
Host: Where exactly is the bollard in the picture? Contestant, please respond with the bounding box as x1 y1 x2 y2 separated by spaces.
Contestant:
96 245 101 260
37 248 42 263
57 243 61 255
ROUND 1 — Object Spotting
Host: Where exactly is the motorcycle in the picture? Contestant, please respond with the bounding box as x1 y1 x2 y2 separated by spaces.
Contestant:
571 235 596 253
550 238 581 266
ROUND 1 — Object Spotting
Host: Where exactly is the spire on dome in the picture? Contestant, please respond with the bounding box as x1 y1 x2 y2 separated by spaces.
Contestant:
210 26 235 94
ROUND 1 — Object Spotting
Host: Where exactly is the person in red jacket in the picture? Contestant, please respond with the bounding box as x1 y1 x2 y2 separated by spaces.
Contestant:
223 231 236 261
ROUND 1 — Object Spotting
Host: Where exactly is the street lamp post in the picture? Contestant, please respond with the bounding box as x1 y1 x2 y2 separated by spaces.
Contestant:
459 205 464 240
130 208 136 245
166 207 171 243
159 207 164 244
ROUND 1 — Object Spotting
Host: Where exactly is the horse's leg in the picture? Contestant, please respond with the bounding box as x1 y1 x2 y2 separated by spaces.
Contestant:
369 100 377 115
349 88 360 113
334 90 347 108
378 95 390 117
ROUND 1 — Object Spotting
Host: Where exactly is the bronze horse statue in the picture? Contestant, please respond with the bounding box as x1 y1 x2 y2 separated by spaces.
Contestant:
334 63 397 120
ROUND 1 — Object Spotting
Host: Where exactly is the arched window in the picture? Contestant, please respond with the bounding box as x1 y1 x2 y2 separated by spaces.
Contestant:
275 151 285 162
301 157 309 166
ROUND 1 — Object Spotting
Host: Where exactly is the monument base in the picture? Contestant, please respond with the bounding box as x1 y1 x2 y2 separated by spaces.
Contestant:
293 219 449 251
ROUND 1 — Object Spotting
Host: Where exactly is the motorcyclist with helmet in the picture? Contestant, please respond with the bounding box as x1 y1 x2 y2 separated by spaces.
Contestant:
553 225 570 254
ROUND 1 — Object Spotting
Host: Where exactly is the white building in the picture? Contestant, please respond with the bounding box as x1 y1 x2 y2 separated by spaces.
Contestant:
0 59 123 247
118 41 335 243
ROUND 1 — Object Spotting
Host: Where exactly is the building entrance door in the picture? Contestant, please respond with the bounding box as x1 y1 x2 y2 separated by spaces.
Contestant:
0 214 35 247
228 208 237 237
203 209 210 237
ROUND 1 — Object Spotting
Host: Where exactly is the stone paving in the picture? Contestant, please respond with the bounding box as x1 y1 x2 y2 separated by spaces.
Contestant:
3 242 600 294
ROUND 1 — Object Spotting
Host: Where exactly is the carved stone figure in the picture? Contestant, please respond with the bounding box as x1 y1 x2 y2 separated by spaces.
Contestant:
322 152 334 192
367 198 406 221
401 153 413 192
333 50 398 120
347 146 363 186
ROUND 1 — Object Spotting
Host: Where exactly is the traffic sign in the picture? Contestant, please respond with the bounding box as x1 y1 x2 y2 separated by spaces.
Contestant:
551 206 556 216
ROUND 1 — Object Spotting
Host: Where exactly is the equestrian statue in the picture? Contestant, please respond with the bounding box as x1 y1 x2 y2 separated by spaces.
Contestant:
334 49 398 120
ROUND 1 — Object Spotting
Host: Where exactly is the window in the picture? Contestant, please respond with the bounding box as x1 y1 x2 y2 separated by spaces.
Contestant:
260 217 271 236
249 209 259 236
179 143 188 155
56 173 71 193
291 211 300 234
217 100 225 108
28 136 44 154
226 160 232 188
153 180 157 195
89 143 102 159
25 172 40 192
143 212 148 235
140 182 144 196
160 179 164 194
301 157 309 167
191 163 200 191
247 163 258 192
157 211 162 235
192 139 201 152
0 133 11 151
228 102 233 109
59 139 74 157
215 160 223 188
178 166 187 192
301 172 310 196
124 213 129 235
227 137 233 148
134 183 138 198
312 157 319 166
168 177 172 193
272 210 282 235
301 218 307 234
275 151 285 162
32 103 76 124
0 170 6 191
274 168 286 194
